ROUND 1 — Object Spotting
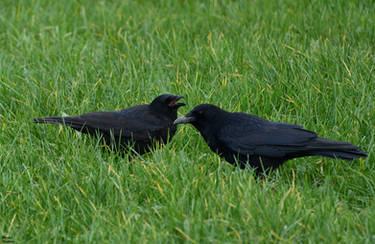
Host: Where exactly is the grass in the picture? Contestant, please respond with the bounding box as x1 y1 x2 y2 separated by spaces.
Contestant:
0 0 374 242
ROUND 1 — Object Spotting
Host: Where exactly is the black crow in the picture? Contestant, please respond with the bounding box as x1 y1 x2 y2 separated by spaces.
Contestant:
34 94 185 154
174 104 367 174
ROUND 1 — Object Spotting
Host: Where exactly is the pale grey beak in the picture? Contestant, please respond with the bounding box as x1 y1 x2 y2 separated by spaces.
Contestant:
173 115 195 125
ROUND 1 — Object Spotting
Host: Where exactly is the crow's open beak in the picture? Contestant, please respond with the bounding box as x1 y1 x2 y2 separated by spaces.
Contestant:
174 95 184 101
174 115 195 125
169 95 185 108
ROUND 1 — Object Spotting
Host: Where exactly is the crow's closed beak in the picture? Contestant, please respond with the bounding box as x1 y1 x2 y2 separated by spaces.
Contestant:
174 115 195 125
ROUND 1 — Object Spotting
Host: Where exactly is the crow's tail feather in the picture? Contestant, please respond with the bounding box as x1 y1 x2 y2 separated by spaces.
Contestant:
34 116 64 125
33 116 86 130
309 138 367 160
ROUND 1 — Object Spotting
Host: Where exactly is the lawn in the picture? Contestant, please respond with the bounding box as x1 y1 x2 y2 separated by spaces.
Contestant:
1 0 374 242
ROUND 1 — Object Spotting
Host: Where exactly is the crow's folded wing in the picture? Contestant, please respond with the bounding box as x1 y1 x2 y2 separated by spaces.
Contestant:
217 122 317 157
39 110 169 141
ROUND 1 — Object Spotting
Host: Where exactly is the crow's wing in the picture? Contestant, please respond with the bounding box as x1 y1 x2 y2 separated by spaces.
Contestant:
37 106 169 141
217 119 317 157
83 111 168 139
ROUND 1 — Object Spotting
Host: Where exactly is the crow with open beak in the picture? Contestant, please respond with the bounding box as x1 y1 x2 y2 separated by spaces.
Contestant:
34 94 185 154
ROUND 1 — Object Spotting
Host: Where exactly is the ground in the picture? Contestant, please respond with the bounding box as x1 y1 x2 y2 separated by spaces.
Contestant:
0 0 374 242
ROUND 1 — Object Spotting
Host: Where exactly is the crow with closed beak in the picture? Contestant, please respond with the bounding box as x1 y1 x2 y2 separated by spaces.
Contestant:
174 104 367 174
34 94 185 154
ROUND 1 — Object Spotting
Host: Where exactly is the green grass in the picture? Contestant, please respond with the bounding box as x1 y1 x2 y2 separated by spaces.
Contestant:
1 0 374 242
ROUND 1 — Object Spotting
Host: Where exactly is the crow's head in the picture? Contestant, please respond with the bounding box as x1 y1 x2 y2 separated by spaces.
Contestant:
150 94 185 118
173 104 223 131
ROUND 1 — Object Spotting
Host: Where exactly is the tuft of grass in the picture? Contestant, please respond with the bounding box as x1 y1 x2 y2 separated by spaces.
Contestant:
1 0 374 242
